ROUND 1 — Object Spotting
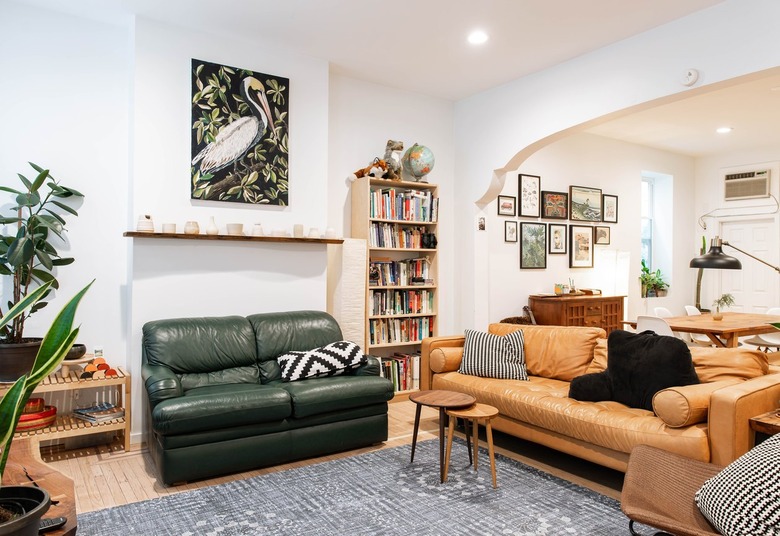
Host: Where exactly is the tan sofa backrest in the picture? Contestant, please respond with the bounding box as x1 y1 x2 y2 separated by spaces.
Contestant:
488 323 605 381
689 346 768 382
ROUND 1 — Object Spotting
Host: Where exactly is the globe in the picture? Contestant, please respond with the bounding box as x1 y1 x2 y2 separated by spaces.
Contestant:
401 143 435 181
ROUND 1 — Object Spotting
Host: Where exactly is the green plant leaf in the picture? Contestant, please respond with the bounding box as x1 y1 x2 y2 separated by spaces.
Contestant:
35 249 53 271
0 186 22 195
50 200 78 216
6 236 34 268
30 169 49 192
17 173 33 191
0 282 52 331
15 192 40 207
58 186 84 197
51 258 74 266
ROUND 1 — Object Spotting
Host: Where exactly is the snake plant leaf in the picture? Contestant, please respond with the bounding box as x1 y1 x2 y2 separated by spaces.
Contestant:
771 322 780 331
0 377 27 477
0 282 52 331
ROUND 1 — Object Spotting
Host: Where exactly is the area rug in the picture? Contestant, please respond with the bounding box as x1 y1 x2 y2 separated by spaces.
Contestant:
77 439 638 535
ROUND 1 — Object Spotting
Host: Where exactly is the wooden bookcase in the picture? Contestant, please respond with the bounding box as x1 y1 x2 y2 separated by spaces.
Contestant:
1 367 131 453
351 177 439 400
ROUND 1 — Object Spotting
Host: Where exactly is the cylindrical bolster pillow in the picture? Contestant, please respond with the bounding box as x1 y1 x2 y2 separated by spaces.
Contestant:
653 379 742 428
430 347 464 373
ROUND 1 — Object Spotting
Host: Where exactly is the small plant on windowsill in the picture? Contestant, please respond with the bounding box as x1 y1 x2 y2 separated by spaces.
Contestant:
711 293 735 321
639 260 669 298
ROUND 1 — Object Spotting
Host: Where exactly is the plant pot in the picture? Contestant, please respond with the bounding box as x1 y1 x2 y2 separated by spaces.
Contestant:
0 339 42 383
0 485 50 536
65 343 87 361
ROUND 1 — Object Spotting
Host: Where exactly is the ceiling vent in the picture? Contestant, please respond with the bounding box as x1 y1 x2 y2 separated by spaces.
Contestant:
724 169 770 201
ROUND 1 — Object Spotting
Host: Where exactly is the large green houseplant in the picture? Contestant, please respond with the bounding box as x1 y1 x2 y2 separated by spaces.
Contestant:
0 163 83 381
0 280 90 533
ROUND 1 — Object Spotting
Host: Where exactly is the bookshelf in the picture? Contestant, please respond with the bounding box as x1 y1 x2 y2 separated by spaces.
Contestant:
351 177 439 400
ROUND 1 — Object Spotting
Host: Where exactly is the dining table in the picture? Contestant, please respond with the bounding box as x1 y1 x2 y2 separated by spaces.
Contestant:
625 311 780 348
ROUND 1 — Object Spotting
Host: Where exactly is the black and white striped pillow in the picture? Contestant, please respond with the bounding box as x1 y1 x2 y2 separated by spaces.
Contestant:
277 341 367 382
458 329 527 380
695 433 780 535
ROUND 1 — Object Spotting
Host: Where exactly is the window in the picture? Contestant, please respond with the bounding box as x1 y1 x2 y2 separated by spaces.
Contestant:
640 178 653 268
641 171 673 291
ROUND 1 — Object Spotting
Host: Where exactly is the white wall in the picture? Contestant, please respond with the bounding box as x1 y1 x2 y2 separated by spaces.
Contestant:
0 2 131 359
454 0 780 331
487 133 695 323
327 74 455 334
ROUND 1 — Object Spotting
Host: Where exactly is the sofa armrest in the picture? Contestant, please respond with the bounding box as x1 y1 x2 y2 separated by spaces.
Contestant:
421 335 465 390
709 372 780 466
142 363 183 408
351 355 381 376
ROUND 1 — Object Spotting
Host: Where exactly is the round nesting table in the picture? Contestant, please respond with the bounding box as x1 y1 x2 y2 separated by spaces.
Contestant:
409 390 476 483
444 403 500 488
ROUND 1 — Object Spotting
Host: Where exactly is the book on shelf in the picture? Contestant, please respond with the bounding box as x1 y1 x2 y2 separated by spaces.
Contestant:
72 402 125 423
377 351 421 393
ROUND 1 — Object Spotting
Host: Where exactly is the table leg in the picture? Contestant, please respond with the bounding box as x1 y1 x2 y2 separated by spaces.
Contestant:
410 403 422 462
486 420 497 488
472 418 479 471
465 419 473 466
443 414 456 483
439 408 446 483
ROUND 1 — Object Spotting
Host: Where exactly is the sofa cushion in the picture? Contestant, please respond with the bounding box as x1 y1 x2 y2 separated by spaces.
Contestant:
151 384 291 435
696 433 780 536
690 347 769 382
459 329 527 380
247 311 344 383
279 376 394 418
652 380 742 428
489 324 604 381
584 338 608 374
430 346 463 373
277 341 366 382
143 316 258 377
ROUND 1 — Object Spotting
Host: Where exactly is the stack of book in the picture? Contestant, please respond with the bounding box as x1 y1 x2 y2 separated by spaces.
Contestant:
72 402 125 423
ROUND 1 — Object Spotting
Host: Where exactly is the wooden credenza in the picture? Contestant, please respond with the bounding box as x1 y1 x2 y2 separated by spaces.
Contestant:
528 294 625 334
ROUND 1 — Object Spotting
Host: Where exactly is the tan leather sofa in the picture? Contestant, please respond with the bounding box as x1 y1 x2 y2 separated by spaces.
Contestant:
421 323 780 472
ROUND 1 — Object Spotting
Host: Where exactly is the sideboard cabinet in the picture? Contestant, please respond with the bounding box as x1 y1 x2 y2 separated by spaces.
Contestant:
528 295 625 334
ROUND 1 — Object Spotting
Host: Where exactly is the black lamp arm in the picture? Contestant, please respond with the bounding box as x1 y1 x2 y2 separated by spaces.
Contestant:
722 241 780 274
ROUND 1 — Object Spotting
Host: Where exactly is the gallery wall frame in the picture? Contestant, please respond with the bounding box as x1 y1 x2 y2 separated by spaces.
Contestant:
498 195 516 216
595 225 611 245
569 185 602 222
541 190 568 220
602 194 618 223
569 224 594 268
548 223 567 254
505 220 518 243
519 174 541 218
520 222 547 269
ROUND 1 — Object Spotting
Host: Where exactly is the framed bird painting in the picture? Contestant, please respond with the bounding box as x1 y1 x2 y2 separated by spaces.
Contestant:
190 58 290 205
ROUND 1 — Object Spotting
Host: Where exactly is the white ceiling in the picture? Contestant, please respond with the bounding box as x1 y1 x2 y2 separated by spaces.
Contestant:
17 0 777 157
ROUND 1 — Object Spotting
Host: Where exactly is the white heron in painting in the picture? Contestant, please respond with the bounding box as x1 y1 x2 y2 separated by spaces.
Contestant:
192 76 274 175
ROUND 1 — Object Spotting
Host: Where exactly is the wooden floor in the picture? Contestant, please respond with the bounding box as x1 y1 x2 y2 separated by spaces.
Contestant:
41 400 624 514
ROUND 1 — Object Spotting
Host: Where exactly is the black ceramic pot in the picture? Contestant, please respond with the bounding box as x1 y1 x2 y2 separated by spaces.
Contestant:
0 339 42 383
0 485 50 536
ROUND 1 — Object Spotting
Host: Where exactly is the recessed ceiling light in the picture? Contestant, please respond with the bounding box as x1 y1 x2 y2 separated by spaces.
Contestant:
467 30 488 45
716 127 733 134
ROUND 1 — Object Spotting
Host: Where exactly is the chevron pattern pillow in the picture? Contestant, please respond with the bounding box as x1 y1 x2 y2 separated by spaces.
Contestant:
695 433 780 535
277 341 367 382
458 329 527 380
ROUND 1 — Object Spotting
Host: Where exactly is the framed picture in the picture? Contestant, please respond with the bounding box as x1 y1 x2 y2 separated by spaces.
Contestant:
569 224 594 268
519 174 541 218
548 224 567 254
497 195 516 216
504 221 518 242
569 185 602 222
520 222 547 269
595 226 611 245
602 194 618 223
541 191 568 220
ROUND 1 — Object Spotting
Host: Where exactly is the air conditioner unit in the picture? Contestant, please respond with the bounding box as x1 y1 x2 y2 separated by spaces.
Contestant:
724 169 770 201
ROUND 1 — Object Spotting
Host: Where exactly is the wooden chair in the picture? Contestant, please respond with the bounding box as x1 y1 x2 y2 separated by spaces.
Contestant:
621 445 722 536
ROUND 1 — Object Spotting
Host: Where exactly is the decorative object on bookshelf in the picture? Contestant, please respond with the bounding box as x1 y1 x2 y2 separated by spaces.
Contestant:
352 177 439 397
15 398 56 432
401 143 435 182
383 139 404 181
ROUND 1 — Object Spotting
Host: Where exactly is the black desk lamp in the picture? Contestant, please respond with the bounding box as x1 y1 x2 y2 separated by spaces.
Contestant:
690 236 780 273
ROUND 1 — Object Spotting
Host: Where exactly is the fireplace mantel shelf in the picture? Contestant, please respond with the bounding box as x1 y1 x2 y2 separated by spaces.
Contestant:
123 231 344 244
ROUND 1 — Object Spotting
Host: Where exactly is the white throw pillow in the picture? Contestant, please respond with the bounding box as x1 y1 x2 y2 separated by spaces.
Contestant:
695 433 780 536
458 329 527 380
277 341 366 382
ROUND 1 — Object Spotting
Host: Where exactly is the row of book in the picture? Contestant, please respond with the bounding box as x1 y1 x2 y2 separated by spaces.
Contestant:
369 223 431 249
376 352 421 393
369 258 431 287
72 401 125 423
369 289 435 316
369 317 434 345
369 187 438 223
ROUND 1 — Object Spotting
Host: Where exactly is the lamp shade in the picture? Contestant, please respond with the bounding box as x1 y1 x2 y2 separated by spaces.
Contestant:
689 242 742 270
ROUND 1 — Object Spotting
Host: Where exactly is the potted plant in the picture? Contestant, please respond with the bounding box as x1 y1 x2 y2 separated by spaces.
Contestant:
0 163 83 382
0 280 90 535
640 260 669 298
711 293 735 321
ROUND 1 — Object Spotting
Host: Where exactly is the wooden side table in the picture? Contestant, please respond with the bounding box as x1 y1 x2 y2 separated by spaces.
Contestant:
749 409 780 444
409 390 476 483
444 403 499 488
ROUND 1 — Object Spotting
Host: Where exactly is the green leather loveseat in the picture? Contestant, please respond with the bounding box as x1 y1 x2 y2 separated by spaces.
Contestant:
141 310 393 485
